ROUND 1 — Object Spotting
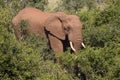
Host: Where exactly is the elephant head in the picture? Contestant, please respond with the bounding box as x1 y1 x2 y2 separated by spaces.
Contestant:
44 12 85 53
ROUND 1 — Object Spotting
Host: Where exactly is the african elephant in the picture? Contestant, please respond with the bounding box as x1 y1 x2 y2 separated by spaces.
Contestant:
12 7 85 53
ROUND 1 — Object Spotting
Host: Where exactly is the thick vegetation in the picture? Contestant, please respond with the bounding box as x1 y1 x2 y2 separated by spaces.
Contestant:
0 0 120 80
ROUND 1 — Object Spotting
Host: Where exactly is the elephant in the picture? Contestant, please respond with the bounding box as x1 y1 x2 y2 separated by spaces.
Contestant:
12 7 85 53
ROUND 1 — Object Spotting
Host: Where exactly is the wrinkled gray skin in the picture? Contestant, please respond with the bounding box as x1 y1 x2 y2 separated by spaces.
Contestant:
12 7 85 53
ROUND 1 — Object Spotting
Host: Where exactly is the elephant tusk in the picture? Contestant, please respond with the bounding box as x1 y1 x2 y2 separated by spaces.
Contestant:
20 36 23 40
82 42 86 48
20 35 23 40
70 41 76 52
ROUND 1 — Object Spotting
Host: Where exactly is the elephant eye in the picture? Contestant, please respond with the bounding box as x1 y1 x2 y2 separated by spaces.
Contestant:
64 26 71 31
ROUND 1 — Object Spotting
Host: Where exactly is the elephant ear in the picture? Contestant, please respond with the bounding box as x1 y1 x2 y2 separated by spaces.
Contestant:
44 14 66 40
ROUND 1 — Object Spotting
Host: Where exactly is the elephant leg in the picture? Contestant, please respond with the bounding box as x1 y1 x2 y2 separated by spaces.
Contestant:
48 34 63 53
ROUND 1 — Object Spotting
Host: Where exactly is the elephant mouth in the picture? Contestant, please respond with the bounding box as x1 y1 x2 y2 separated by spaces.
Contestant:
70 41 86 52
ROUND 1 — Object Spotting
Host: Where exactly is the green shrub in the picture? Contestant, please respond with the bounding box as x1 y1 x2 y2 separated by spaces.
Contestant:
0 0 120 80
59 45 120 80
83 25 120 48
94 0 120 26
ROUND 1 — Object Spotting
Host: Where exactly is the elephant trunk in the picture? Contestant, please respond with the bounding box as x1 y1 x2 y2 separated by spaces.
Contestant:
69 33 86 52
70 41 86 52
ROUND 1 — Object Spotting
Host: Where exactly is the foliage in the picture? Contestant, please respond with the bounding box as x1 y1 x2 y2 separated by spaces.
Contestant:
0 0 120 80
59 45 120 80
95 0 120 27
57 0 96 13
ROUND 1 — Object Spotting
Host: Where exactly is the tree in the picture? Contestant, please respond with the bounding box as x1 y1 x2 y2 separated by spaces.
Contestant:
58 0 96 13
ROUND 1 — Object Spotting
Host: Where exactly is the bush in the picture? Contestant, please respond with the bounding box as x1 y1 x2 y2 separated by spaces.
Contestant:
0 0 120 80
83 25 120 48
97 0 120 26
59 45 120 80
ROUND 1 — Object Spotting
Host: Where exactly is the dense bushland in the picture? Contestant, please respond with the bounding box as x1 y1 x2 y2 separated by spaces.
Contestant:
0 0 120 80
